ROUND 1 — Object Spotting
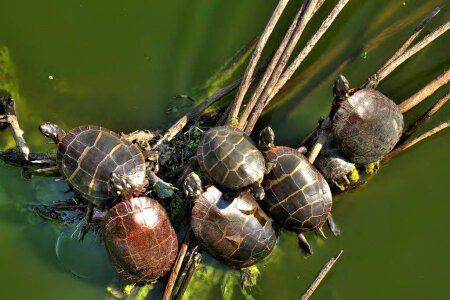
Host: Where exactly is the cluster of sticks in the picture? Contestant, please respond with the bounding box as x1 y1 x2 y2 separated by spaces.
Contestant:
0 1 449 299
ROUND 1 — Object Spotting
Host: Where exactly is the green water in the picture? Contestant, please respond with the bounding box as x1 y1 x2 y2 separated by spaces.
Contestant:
0 0 449 299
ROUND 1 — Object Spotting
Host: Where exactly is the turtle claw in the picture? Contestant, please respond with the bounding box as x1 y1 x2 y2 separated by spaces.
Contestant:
240 266 260 288
327 213 341 236
297 233 313 256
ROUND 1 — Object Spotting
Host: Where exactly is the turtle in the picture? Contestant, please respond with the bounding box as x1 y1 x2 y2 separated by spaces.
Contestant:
311 130 359 190
103 172 178 283
330 74 404 166
196 125 266 200
39 123 146 208
183 172 277 287
258 127 339 255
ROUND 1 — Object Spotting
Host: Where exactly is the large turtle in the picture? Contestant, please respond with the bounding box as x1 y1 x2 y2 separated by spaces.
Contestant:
39 123 146 208
183 172 277 287
258 127 339 255
196 125 266 199
104 172 178 283
330 75 404 165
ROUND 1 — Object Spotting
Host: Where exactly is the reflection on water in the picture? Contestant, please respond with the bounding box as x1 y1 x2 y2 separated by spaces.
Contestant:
0 0 449 299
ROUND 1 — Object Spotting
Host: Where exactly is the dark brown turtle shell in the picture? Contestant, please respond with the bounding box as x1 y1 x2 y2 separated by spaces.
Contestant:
191 186 276 269
332 88 403 164
104 196 178 283
313 132 354 180
56 125 145 207
197 126 265 189
262 146 332 232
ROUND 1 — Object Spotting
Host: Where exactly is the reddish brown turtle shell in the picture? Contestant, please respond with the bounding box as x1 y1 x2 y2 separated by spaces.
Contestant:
57 125 146 207
262 146 332 232
191 186 276 269
197 126 265 190
103 196 178 283
332 88 403 164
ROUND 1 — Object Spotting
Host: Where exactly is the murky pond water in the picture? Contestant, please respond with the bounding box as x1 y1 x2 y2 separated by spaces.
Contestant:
0 0 449 299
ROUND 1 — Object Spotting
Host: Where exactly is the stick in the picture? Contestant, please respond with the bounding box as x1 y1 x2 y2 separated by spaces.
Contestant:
227 0 290 124
383 121 449 161
399 91 449 145
299 249 343 300
363 7 441 88
237 0 313 128
308 129 328 164
398 69 450 113
0 91 30 160
174 252 202 300
0 150 55 166
245 0 349 134
163 226 192 300
373 20 450 87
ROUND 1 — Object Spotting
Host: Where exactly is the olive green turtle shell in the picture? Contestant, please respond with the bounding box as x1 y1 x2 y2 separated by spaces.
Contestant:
197 126 265 189
262 146 332 232
56 125 145 207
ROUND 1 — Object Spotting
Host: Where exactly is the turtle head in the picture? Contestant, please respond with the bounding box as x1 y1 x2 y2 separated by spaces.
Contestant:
258 126 275 151
109 172 136 198
39 122 66 144
183 172 202 199
333 74 350 103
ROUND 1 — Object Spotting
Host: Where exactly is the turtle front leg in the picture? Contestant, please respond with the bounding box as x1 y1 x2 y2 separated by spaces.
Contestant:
240 265 260 288
327 213 341 236
78 202 94 240
250 182 265 201
297 233 313 256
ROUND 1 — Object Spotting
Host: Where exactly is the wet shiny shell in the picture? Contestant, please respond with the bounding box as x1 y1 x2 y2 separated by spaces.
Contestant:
104 196 178 283
332 88 403 164
313 132 354 179
191 186 276 269
262 146 332 232
197 126 265 189
57 125 145 207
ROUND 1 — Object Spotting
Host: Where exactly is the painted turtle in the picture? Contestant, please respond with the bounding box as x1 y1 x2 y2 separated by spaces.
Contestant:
330 75 404 164
196 125 265 199
258 127 338 255
311 131 359 190
183 172 277 287
103 172 178 283
39 123 146 207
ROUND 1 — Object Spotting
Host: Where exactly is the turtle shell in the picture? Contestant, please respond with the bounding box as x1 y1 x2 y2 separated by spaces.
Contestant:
262 146 332 232
103 196 178 283
197 126 265 189
332 88 403 164
191 186 276 269
313 132 354 180
56 125 145 207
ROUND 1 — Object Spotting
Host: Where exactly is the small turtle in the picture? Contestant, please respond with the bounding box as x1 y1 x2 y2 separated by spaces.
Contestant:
311 130 359 190
196 125 266 199
330 75 404 165
103 172 178 283
258 127 338 255
39 123 146 207
183 172 277 287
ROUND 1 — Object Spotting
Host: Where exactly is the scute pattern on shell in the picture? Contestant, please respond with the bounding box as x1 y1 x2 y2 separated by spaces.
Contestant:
104 197 178 283
332 88 403 164
57 125 145 207
197 126 265 189
191 186 276 269
262 146 332 232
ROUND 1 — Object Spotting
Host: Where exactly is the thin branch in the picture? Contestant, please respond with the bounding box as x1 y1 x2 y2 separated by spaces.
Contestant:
399 91 449 144
373 20 450 86
383 121 449 161
163 226 192 300
363 7 441 88
227 0 290 124
299 249 343 300
174 252 202 300
398 69 450 113
245 0 349 134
